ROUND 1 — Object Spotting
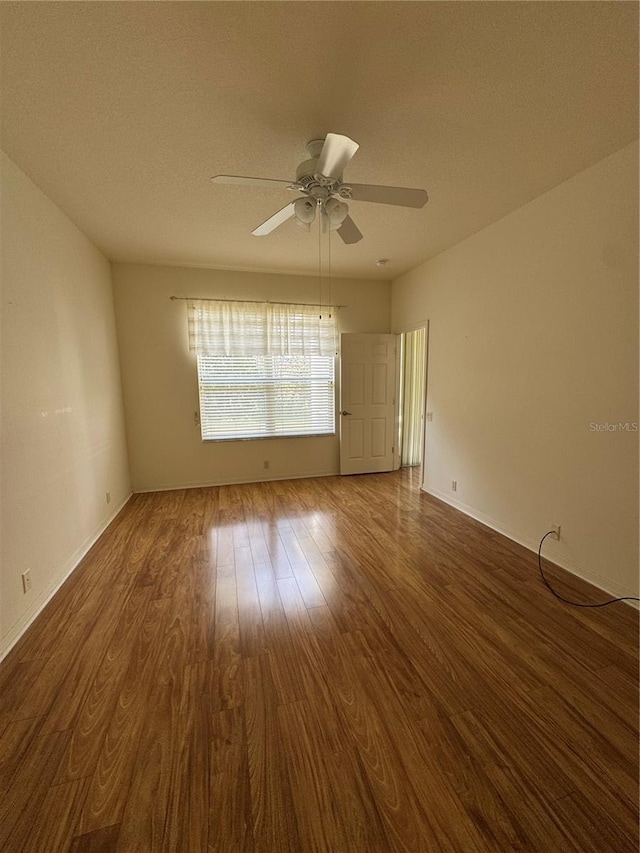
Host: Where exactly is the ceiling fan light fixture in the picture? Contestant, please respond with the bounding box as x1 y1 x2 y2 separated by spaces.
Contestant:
293 196 316 225
324 197 349 226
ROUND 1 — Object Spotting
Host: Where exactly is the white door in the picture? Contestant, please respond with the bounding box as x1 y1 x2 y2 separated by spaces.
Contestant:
340 333 396 475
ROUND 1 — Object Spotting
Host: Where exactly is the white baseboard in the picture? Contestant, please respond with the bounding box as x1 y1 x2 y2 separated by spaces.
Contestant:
423 486 639 608
0 491 133 662
133 468 339 493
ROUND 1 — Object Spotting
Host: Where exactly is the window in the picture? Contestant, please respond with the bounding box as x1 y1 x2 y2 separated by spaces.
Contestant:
189 299 338 442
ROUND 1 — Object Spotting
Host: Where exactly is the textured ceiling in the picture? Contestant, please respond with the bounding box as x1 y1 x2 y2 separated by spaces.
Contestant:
1 1 638 280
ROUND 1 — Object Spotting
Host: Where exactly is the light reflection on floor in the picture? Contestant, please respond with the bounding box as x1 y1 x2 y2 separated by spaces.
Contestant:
197 504 339 609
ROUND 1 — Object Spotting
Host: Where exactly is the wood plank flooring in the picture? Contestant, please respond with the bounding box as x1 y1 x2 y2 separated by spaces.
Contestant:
1 469 638 851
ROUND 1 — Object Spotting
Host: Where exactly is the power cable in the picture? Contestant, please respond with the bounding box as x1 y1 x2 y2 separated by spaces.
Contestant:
537 531 640 607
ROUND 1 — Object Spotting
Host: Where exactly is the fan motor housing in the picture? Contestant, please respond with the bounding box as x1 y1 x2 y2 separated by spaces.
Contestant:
295 158 320 186
305 138 325 158
295 158 340 200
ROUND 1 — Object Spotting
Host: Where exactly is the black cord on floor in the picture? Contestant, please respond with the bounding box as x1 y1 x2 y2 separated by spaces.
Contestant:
538 531 640 608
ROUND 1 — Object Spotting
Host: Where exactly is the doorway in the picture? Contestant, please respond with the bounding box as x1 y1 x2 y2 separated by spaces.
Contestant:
398 325 427 468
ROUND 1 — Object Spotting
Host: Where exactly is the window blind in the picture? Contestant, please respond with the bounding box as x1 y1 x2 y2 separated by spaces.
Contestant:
198 354 335 440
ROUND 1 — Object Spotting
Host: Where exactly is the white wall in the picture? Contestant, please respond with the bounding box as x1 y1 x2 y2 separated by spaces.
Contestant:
1 153 131 658
392 141 639 600
112 263 391 491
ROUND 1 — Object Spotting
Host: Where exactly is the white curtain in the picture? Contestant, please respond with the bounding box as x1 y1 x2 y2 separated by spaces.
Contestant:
188 300 338 357
400 327 426 467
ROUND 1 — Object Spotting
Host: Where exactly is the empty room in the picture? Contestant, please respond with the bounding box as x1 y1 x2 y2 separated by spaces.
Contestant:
1 2 638 851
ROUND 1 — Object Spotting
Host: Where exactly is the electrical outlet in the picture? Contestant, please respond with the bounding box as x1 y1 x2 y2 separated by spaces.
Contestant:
263 460 270 470
105 491 111 504
22 569 32 593
551 524 561 541
451 480 457 492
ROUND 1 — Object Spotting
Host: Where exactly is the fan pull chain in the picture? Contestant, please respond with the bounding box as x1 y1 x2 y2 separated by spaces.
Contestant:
328 222 332 318
318 202 323 319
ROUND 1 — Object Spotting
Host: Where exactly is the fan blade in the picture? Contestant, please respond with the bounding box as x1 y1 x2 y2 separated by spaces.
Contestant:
212 175 293 190
346 183 428 208
316 134 359 180
337 215 363 244
252 202 296 236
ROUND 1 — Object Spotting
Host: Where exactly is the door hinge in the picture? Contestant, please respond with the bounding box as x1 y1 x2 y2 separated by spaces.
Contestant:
391 446 395 454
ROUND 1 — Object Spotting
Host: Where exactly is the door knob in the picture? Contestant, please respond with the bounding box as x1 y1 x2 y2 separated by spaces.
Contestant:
341 410 352 416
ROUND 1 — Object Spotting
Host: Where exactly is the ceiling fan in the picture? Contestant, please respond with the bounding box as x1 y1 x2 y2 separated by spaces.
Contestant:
211 134 428 245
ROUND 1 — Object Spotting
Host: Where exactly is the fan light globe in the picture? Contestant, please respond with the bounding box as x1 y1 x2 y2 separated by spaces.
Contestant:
294 197 316 224
325 197 348 225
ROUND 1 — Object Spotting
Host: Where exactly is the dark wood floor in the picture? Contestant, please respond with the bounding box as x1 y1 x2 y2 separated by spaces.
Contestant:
0 469 638 852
